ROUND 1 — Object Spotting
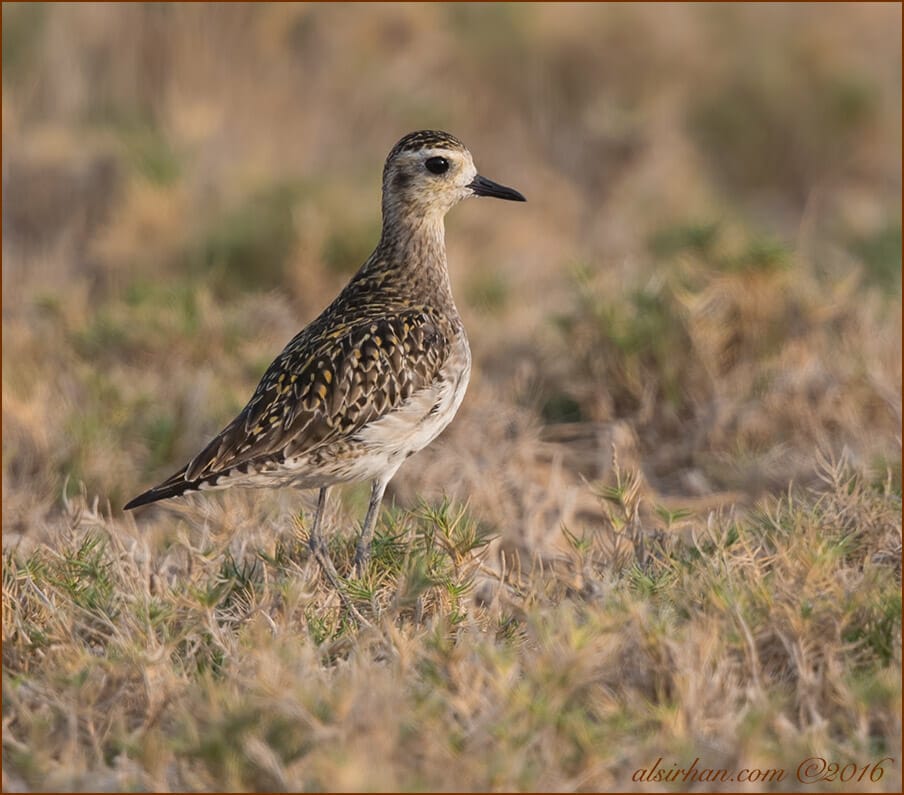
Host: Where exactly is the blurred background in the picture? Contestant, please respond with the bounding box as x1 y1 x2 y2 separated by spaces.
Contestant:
3 2 901 549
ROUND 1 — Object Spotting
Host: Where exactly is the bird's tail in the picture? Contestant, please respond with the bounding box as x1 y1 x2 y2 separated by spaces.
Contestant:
124 467 202 510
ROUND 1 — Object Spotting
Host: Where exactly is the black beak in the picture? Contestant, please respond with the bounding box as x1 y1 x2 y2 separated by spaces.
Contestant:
468 174 526 202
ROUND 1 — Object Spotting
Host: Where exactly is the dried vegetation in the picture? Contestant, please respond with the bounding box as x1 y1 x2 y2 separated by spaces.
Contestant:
2 3 901 791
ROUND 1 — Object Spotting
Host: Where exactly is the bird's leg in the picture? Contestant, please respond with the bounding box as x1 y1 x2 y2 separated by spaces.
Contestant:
308 487 329 556
354 477 389 576
307 487 372 628
307 487 341 586
310 487 328 543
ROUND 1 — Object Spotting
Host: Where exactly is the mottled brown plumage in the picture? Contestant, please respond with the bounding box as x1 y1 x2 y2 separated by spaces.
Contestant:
125 129 524 577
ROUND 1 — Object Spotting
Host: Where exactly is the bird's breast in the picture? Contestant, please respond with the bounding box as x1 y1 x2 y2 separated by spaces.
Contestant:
352 330 471 462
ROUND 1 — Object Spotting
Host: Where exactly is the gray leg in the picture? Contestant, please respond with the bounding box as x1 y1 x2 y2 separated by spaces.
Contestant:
310 487 328 547
308 487 326 555
307 487 372 628
354 477 389 576
308 487 341 586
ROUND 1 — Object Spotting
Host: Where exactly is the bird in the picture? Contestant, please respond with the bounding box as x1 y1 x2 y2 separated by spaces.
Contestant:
124 130 525 587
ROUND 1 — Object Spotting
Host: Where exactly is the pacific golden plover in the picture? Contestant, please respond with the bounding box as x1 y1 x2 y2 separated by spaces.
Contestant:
125 130 525 582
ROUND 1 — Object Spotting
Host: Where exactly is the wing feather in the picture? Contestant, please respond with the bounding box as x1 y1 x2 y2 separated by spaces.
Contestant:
183 310 447 482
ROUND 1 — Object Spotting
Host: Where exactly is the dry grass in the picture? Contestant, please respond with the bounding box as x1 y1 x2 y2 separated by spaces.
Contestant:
2 3 901 792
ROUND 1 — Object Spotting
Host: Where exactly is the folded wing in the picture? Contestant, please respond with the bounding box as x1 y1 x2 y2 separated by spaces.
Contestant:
124 310 447 509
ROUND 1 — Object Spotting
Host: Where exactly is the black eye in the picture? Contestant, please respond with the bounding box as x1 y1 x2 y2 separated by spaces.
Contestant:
425 156 449 175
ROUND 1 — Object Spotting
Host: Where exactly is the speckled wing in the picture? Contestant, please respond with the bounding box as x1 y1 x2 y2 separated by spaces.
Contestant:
123 310 447 508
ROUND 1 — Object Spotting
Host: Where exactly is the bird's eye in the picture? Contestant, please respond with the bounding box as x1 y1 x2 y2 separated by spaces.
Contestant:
425 156 450 175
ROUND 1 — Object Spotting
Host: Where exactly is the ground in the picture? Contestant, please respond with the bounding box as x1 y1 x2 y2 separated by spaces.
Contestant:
2 4 901 791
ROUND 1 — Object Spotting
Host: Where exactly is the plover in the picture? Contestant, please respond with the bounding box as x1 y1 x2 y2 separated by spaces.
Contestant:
125 130 525 585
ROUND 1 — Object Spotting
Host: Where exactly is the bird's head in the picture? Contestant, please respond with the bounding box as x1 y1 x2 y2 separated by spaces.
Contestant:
381 130 525 222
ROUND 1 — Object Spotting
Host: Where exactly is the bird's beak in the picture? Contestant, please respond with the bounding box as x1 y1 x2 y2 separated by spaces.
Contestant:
468 174 526 202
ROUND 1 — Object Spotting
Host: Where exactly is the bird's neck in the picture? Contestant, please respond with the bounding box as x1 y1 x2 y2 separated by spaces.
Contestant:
379 209 446 259
371 211 457 309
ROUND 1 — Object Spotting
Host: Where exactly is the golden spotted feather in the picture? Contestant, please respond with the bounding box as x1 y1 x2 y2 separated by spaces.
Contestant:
124 277 451 508
190 310 446 476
